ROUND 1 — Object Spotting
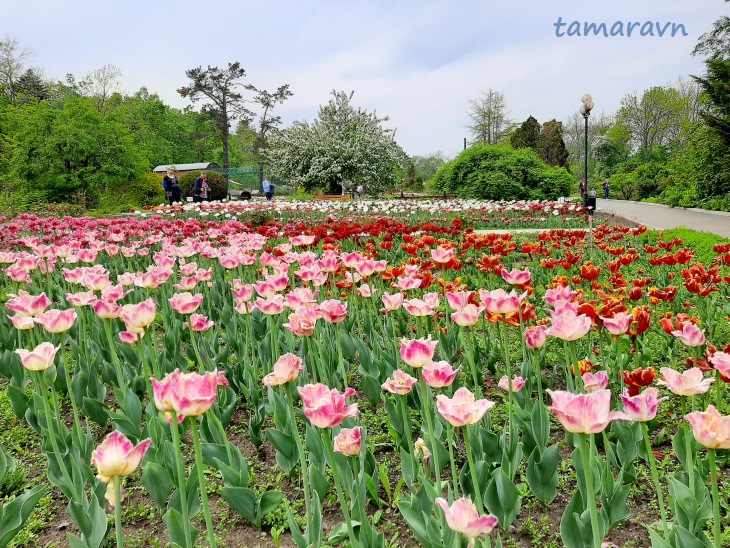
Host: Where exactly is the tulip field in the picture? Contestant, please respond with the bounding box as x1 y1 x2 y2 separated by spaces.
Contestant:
0 199 729 548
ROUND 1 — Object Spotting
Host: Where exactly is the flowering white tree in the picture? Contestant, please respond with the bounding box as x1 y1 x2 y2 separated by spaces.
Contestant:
268 91 406 194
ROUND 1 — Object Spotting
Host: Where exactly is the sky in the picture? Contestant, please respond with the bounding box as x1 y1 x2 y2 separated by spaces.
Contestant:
6 0 727 158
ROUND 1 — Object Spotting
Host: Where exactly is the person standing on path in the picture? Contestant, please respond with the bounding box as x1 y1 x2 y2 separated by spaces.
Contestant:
194 172 209 203
163 168 180 205
263 176 273 201
603 180 610 199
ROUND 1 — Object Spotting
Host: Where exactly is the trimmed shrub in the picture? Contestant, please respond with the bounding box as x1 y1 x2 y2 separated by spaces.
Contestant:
179 171 228 201
429 144 572 201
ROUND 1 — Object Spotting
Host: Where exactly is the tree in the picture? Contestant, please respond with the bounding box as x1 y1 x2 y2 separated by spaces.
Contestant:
537 119 569 169
466 89 512 145
411 152 449 185
178 62 254 169
76 64 123 114
692 0 730 61
617 87 678 162
16 68 49 102
510 116 540 151
0 36 33 105
244 84 293 142
268 90 406 194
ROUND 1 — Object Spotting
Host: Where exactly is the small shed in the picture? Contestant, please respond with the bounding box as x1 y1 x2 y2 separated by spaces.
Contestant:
152 162 221 177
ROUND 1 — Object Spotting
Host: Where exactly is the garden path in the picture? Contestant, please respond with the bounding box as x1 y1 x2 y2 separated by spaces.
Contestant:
597 199 730 238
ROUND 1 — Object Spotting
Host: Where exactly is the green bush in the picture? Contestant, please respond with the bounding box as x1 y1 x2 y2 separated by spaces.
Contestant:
179 171 228 201
429 144 572 200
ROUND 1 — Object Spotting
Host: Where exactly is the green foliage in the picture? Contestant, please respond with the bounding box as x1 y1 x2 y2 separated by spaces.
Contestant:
609 172 638 200
634 162 670 199
537 119 570 169
510 116 540 151
179 170 228 201
429 144 572 200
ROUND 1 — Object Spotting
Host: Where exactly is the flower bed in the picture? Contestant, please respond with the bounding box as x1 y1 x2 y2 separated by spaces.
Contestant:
0 207 728 547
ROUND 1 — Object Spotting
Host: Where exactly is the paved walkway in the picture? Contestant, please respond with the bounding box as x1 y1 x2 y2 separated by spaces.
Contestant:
597 199 730 239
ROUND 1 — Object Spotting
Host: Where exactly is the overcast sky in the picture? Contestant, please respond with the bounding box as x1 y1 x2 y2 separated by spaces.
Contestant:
6 0 726 157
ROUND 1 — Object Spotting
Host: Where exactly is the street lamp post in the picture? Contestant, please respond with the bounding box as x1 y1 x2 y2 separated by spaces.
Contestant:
580 94 594 206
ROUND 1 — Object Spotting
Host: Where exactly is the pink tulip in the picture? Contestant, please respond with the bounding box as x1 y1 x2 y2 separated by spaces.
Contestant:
437 387 495 427
684 405 730 449
117 272 135 286
710 352 730 378
547 310 592 341
446 291 473 311
382 369 418 395
479 288 524 315
15 342 61 371
185 314 215 332
5 290 51 317
357 284 375 298
34 309 77 333
263 353 304 386
297 384 359 428
320 299 348 323
525 325 549 349
283 306 318 337
657 367 714 396
66 290 98 307
119 331 141 344
671 323 706 347
234 301 254 315
381 292 404 311
341 252 364 269
621 388 668 422
423 292 440 310
434 497 499 539
169 292 204 315
4 265 30 284
400 336 438 368
393 276 422 291
266 274 289 292
173 276 199 292
285 287 319 309
93 300 122 320
333 426 363 456
498 375 526 392
581 371 609 393
422 360 460 388
232 283 255 303
356 260 376 278
290 234 316 247
431 247 454 264
546 389 628 434
254 281 277 298
501 267 532 287
84 273 112 291
151 369 228 423
451 304 482 327
544 285 576 309
100 284 131 303
120 299 156 334
601 312 632 336
402 298 434 317
10 315 35 330
91 431 151 506
254 294 287 315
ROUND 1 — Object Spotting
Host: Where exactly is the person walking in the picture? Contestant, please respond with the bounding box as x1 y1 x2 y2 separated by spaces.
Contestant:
163 168 180 206
603 180 610 199
263 176 273 201
194 172 209 203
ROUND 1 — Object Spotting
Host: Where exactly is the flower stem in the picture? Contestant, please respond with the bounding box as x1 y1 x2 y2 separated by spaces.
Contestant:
114 476 124 548
420 381 442 495
286 384 312 536
463 426 483 513
324 430 359 548
36 372 73 489
191 418 217 548
446 424 459 497
682 397 696 494
641 422 668 537
399 395 414 456
169 418 193 548
103 320 126 388
579 433 602 548
189 325 206 371
708 449 721 548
